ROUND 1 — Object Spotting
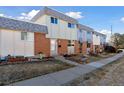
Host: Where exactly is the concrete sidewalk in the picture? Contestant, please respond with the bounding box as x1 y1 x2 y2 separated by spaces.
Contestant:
9 52 124 86
55 56 82 66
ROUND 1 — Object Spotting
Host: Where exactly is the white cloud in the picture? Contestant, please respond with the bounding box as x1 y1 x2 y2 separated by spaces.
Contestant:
100 29 112 42
0 9 40 21
120 17 124 22
0 13 12 18
17 9 40 21
0 13 5 17
1 10 82 21
65 11 84 19
0 10 83 21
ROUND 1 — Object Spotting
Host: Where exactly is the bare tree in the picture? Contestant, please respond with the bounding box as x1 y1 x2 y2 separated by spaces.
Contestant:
111 33 124 49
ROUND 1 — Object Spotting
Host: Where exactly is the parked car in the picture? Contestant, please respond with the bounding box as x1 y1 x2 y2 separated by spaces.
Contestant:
117 49 123 53
104 46 117 53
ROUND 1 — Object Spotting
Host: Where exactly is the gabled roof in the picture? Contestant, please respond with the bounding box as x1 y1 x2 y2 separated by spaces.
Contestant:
31 7 78 24
0 16 48 33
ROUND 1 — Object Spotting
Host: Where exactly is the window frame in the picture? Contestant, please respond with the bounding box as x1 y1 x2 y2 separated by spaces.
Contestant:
54 18 58 24
21 32 34 41
68 23 75 28
50 17 54 23
50 17 58 24
21 32 27 41
87 31 92 43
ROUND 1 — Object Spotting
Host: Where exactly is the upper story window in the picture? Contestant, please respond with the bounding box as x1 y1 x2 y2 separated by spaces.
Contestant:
79 29 82 33
87 31 91 35
78 30 83 43
87 32 91 37
68 23 75 28
96 34 99 37
87 31 92 43
50 17 58 24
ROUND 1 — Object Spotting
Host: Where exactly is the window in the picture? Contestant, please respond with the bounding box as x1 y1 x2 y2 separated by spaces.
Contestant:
21 32 27 40
87 31 92 43
68 23 75 28
68 23 71 28
87 32 91 35
21 32 34 41
55 18 58 24
51 17 54 23
78 30 83 43
68 40 75 46
68 40 71 46
71 24 75 28
87 43 91 48
96 34 98 37
50 17 58 24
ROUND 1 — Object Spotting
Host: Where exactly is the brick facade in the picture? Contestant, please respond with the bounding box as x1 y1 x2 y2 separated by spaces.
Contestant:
75 41 88 55
90 43 94 53
57 39 82 55
57 39 68 55
82 42 87 54
34 33 99 57
75 40 80 54
34 32 50 57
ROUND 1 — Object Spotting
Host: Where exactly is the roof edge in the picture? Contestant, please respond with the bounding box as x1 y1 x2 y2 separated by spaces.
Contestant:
31 7 78 23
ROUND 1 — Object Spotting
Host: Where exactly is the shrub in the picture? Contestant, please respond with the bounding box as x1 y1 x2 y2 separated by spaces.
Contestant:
89 52 99 56
104 46 117 53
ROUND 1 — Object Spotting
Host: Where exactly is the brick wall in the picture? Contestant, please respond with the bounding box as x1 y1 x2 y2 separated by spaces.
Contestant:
34 32 50 57
57 39 68 55
90 43 94 53
75 40 80 54
82 42 87 54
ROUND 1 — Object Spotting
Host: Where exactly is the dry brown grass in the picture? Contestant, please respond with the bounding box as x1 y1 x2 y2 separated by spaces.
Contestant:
65 56 124 86
0 59 74 85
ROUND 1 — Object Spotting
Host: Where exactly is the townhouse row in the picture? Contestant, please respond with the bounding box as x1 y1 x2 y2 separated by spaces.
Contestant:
0 7 106 57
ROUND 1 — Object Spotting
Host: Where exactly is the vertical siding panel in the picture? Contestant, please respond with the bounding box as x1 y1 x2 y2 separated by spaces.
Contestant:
0 30 34 57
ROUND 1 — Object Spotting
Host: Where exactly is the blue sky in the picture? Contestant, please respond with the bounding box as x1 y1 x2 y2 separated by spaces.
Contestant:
0 6 124 41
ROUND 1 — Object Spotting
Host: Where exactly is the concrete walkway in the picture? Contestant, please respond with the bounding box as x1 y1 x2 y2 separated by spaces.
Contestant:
55 56 82 66
9 52 124 86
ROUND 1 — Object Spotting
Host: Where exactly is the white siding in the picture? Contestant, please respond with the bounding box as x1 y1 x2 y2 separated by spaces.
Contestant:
59 20 66 39
83 30 86 42
35 15 47 25
93 34 100 45
34 15 78 40
0 29 34 57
